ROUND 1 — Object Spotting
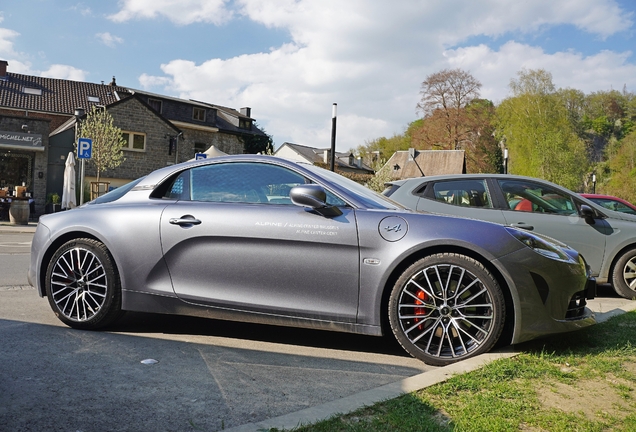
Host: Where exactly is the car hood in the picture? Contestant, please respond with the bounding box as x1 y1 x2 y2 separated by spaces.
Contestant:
604 209 636 222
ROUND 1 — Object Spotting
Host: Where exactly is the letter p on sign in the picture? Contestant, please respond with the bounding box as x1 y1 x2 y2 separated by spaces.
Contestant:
78 138 93 159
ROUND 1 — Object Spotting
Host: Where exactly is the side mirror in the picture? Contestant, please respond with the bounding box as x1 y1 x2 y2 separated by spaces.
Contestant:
290 184 343 217
580 204 595 224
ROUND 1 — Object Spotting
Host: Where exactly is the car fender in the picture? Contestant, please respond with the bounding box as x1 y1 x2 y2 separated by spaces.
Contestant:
353 209 524 328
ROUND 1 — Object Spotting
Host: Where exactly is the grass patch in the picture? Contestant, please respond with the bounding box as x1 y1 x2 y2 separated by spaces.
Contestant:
272 311 636 432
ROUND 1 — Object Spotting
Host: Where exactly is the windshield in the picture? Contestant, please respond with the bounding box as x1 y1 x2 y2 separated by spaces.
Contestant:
88 177 146 204
303 164 404 210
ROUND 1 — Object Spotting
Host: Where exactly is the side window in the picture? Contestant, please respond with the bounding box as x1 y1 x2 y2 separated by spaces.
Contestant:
498 180 576 215
431 180 492 208
162 162 348 206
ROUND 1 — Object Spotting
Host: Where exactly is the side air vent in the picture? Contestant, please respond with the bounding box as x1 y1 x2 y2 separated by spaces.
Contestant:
530 272 549 304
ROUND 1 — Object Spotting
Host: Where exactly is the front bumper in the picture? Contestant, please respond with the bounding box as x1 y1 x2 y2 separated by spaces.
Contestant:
496 247 597 345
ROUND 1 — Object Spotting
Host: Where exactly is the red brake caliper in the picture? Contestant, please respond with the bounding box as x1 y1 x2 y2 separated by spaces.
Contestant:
414 290 428 330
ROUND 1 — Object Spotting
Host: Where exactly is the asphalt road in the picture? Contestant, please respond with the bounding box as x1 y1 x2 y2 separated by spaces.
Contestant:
0 232 32 286
0 231 433 432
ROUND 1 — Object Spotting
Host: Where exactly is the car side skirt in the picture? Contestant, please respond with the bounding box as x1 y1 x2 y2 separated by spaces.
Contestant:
121 289 383 336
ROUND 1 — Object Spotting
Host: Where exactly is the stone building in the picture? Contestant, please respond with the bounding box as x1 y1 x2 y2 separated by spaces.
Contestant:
0 60 267 217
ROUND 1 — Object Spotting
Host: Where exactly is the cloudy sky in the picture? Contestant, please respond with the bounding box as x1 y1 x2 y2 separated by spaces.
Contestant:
1 0 635 151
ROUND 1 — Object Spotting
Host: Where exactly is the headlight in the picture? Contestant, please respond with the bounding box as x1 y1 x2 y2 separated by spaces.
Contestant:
505 227 573 262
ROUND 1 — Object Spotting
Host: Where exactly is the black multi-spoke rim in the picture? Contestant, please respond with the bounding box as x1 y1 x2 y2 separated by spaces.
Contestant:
398 264 494 360
49 247 108 322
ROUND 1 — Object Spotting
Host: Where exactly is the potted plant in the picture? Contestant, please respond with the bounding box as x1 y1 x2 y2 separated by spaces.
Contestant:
45 193 61 214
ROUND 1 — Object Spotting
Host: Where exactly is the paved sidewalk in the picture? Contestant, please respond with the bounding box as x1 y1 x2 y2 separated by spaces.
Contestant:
0 221 37 233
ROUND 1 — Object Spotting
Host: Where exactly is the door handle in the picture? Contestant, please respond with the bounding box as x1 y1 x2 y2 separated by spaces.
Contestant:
509 222 534 231
169 217 201 226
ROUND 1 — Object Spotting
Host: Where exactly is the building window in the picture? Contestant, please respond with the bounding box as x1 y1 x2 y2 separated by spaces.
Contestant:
148 98 162 113
122 131 146 151
194 142 207 153
239 119 252 129
23 87 42 96
193 107 206 121
87 96 100 103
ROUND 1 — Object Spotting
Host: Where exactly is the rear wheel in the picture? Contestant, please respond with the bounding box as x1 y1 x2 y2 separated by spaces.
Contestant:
388 253 505 366
611 249 636 299
45 238 123 329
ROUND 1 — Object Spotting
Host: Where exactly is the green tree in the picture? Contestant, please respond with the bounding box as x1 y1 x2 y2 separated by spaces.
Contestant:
602 130 636 202
496 69 589 190
241 123 274 154
77 106 126 182
353 119 422 163
365 158 393 193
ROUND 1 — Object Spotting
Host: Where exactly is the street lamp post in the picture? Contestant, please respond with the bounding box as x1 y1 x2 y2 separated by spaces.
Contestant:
330 103 337 172
503 148 508 174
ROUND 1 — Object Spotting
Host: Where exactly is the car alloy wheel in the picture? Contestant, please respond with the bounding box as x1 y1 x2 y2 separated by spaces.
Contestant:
389 253 505 366
46 238 123 329
612 248 636 299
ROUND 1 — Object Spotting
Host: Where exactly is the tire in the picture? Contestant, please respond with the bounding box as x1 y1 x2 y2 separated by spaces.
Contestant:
611 249 636 299
45 238 123 329
388 253 505 366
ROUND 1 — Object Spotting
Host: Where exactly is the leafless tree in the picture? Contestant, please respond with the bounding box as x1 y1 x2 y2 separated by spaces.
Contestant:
416 69 482 150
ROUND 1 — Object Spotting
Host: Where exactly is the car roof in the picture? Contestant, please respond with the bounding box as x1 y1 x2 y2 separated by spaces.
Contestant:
580 193 636 208
392 173 568 189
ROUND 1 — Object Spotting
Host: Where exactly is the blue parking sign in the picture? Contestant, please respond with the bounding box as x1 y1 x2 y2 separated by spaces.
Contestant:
78 138 92 159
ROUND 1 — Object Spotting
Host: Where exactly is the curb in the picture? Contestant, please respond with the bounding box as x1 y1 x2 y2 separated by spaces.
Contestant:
226 350 517 432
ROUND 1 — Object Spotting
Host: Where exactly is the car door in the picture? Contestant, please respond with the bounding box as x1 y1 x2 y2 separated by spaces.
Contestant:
414 178 508 225
496 178 611 275
159 161 361 322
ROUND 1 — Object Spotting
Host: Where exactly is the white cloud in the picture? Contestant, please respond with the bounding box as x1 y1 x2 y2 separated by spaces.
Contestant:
444 42 636 103
40 64 88 81
123 0 635 150
96 32 124 48
108 0 233 25
69 4 93 17
0 20 20 59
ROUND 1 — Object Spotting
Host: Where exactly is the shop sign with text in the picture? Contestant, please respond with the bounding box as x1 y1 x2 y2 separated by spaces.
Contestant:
0 130 44 149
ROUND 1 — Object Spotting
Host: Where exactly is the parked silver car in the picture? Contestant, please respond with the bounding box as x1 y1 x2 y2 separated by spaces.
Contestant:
384 173 636 299
29 156 595 366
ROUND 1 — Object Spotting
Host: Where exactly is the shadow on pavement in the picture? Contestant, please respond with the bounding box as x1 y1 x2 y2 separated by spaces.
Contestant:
0 317 426 432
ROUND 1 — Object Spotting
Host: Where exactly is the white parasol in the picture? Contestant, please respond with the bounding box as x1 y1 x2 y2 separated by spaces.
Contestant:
61 151 77 209
188 145 228 161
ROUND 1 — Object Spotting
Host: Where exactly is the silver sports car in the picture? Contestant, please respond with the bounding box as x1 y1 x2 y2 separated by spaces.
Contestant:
29 155 595 366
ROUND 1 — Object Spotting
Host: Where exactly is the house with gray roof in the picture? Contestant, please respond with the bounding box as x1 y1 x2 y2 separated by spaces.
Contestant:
275 142 374 174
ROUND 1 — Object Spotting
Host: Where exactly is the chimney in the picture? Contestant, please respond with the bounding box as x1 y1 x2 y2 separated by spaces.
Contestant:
0 60 8 77
109 76 117 86
240 107 251 117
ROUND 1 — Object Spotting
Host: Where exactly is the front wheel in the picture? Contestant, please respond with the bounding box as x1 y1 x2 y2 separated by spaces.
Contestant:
611 249 636 299
388 253 505 366
45 238 123 329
